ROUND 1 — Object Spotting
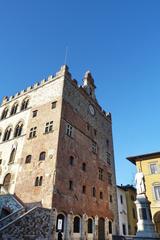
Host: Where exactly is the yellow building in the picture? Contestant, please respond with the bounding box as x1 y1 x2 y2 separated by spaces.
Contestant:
124 185 137 235
127 152 160 233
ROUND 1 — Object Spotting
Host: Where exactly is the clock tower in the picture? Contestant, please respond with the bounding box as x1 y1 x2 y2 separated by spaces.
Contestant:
82 71 96 100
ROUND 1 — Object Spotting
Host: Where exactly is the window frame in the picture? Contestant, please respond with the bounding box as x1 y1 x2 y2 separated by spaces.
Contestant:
150 163 158 174
66 123 73 137
154 185 160 201
25 155 32 164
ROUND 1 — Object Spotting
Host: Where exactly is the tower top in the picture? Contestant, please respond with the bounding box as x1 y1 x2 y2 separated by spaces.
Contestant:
82 71 96 99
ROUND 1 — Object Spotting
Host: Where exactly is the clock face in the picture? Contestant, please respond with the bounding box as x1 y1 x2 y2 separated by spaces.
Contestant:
89 104 95 116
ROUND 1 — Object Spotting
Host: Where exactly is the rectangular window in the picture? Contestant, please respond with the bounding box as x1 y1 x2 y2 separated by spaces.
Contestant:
99 168 103 181
150 163 158 174
92 141 97 154
69 180 73 190
92 187 96 197
94 129 97 136
29 127 37 138
32 110 38 118
45 121 53 133
51 101 57 109
87 123 90 131
120 195 123 204
154 186 160 200
107 152 111 165
66 123 73 137
100 191 103 199
110 195 113 203
106 139 109 148
108 174 112 185
82 185 86 194
122 224 126 235
0 159 2 165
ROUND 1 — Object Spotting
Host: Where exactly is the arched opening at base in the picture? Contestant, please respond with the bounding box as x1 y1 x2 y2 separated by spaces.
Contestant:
98 218 105 240
154 211 160 233
3 173 11 191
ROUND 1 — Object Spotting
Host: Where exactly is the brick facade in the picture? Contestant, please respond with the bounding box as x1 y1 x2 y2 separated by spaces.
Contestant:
0 65 119 239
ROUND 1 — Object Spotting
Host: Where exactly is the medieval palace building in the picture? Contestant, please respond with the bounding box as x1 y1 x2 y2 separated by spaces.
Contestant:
0 65 118 239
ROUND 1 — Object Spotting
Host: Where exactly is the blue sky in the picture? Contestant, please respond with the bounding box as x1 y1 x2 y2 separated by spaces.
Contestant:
1 0 160 185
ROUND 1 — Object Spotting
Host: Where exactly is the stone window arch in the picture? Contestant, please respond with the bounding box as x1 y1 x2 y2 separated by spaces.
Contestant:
3 173 11 191
39 176 43 186
109 220 112 234
14 122 23 137
3 126 12 142
21 98 29 111
88 218 93 233
73 216 81 233
39 152 46 161
35 177 39 186
56 213 66 232
25 155 32 164
9 148 16 164
35 176 43 186
98 218 105 239
10 103 18 116
1 107 9 120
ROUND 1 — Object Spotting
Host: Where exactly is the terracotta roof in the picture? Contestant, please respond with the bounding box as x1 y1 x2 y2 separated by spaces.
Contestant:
127 151 160 165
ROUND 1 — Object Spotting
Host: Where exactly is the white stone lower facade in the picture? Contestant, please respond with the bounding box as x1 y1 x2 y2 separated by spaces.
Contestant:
52 209 114 240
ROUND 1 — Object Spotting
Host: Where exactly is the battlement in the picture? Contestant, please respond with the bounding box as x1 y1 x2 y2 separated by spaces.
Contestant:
1 65 72 107
0 65 111 121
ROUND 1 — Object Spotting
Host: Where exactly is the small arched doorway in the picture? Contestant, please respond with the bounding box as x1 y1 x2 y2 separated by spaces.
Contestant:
3 173 11 191
98 218 105 240
154 211 160 233
56 213 66 238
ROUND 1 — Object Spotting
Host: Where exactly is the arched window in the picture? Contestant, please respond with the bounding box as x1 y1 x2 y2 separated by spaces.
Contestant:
3 127 12 142
3 173 11 191
109 220 112 234
39 176 43 186
35 176 43 186
39 152 46 161
14 122 23 137
9 148 16 164
56 214 65 232
1 108 9 120
88 218 93 233
35 177 39 186
73 216 80 233
10 103 18 116
25 155 32 164
21 98 29 111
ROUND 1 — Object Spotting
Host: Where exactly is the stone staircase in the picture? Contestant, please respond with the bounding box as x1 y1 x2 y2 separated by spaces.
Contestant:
0 206 53 240
0 192 53 239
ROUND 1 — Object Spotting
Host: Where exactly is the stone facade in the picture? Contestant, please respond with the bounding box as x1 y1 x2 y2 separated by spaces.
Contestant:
0 65 119 239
